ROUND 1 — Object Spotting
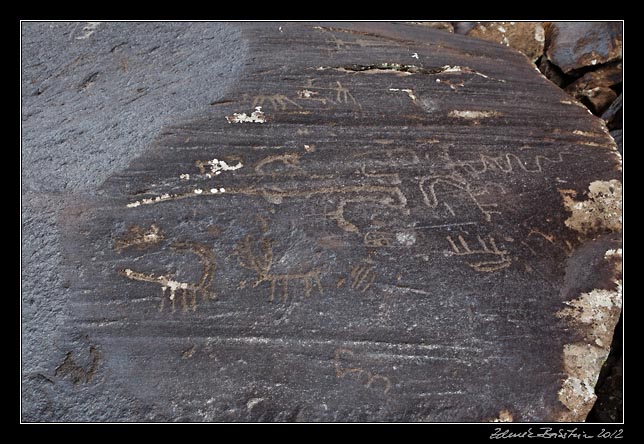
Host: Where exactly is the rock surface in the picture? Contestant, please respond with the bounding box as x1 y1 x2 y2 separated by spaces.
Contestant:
544 22 622 74
466 22 545 62
22 22 622 422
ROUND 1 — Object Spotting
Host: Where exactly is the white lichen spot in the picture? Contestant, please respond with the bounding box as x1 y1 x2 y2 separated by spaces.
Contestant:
207 159 243 176
389 88 417 102
76 22 101 40
448 110 500 119
247 398 264 410
411 52 419 59
396 231 416 246
441 65 463 73
143 225 161 243
534 25 545 43
491 409 513 422
179 174 190 180
573 130 598 137
210 188 219 194
219 188 226 193
497 26 507 33
226 106 266 124
300 89 314 98
194 189 203 194
605 248 622 259
279 26 283 33
126 193 173 208
560 180 622 234
591 59 598 65
303 144 315 153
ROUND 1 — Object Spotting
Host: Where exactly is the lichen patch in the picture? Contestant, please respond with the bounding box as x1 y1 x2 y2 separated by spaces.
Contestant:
226 106 266 123
560 180 622 235
556 245 622 421
448 110 500 119
558 344 609 421
490 409 514 422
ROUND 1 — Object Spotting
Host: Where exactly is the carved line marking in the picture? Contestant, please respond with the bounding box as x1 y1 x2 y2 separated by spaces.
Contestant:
254 153 302 175
419 175 500 222
119 242 216 312
364 231 395 247
55 346 100 384
127 185 409 235
350 263 377 293
234 235 323 303
334 348 391 395
114 223 163 252
448 152 566 178
446 235 511 272
248 93 302 110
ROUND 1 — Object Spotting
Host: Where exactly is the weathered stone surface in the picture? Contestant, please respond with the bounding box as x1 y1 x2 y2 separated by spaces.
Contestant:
610 130 622 156
565 63 622 115
22 22 622 422
545 22 622 74
538 57 569 88
602 93 623 130
466 22 545 62
408 22 454 33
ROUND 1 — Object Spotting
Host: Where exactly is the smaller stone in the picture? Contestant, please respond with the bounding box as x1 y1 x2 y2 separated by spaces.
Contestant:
565 62 622 94
569 86 617 116
602 93 622 130
466 22 545 62
452 22 477 35
545 22 622 74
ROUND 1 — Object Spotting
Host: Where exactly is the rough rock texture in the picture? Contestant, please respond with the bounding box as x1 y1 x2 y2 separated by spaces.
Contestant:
602 93 623 130
565 63 622 115
466 22 545 62
22 22 622 422
407 22 454 33
544 22 622 74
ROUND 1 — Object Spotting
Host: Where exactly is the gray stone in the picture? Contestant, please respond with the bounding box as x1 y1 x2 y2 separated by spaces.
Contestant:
545 22 622 74
22 22 622 422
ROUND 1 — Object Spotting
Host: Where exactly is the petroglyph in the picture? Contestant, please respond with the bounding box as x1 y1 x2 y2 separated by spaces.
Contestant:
419 175 501 222
119 242 216 312
446 152 566 179
254 153 302 175
334 348 392 395
350 262 377 293
364 231 396 247
247 93 301 110
55 346 100 385
298 79 361 109
234 234 323 303
445 234 511 272
114 223 164 252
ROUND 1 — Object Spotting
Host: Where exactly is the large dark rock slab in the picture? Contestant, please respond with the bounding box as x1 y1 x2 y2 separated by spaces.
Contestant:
22 22 622 422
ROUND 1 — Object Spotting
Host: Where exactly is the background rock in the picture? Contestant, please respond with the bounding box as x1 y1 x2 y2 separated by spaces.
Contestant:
466 22 545 62
544 22 622 74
